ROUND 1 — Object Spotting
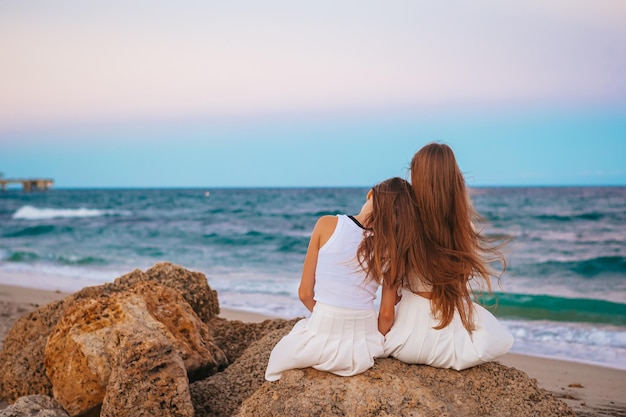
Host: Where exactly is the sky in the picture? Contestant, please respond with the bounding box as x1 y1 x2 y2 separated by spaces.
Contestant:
1 0 625 188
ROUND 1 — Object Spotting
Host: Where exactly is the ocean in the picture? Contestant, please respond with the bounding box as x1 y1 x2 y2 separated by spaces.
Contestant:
1 186 625 370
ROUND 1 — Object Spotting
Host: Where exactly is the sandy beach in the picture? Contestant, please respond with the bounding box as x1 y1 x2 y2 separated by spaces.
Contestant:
1 282 624 416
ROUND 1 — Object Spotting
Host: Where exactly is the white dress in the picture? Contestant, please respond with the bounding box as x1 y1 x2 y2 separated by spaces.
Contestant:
383 288 514 370
265 215 384 381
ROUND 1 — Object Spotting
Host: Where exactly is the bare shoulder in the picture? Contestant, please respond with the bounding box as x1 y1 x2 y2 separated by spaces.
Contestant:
313 215 338 247
316 215 338 229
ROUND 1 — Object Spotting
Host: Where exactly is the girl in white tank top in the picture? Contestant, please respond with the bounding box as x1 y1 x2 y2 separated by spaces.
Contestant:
265 178 412 381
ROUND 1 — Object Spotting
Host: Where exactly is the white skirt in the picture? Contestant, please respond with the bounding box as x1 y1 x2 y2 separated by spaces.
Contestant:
383 289 514 371
265 302 385 381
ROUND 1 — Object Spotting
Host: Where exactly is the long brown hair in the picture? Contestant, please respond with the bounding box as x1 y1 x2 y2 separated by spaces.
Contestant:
356 177 420 290
410 142 507 332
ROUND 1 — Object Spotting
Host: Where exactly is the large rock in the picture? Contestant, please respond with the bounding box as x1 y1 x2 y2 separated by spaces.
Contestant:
0 298 69 403
207 316 302 364
0 262 220 403
0 395 69 417
191 326 295 417
100 326 192 417
118 262 221 323
0 262 579 416
237 359 576 417
193 316 575 417
44 281 227 417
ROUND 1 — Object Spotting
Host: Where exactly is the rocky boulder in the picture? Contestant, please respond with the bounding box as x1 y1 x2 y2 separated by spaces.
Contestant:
191 315 575 417
207 316 302 364
0 395 69 417
0 296 71 402
117 262 221 323
191 320 298 417
0 262 220 403
0 262 578 417
237 359 576 417
44 281 227 417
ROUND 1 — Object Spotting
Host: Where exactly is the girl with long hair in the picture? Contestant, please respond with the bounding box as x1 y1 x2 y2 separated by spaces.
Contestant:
265 177 416 381
362 143 513 370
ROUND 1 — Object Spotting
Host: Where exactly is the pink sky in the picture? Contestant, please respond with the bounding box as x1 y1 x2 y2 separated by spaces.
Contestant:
1 0 625 133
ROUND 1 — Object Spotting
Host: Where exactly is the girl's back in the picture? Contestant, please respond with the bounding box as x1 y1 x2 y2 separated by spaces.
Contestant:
314 215 378 310
381 143 513 370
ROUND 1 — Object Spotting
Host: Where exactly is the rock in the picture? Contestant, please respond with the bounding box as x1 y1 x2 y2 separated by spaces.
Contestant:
0 301 36 352
44 281 227 417
0 263 579 417
100 326 193 417
117 262 221 323
237 359 576 417
193 316 575 417
208 316 302 364
0 297 71 402
191 319 298 417
0 395 69 417
0 263 220 403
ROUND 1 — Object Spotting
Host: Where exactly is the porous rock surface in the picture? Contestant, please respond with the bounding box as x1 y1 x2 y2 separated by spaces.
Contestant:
0 262 220 403
44 280 226 416
0 262 578 417
207 316 302 364
192 317 575 417
237 359 577 417
0 395 69 417
191 320 298 417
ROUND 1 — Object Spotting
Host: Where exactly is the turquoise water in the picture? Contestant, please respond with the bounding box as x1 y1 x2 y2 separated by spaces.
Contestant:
1 186 625 369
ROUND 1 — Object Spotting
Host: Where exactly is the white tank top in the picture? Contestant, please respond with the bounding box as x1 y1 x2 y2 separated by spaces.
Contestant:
313 215 379 310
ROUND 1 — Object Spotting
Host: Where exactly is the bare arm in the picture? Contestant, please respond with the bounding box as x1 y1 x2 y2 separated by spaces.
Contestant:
298 216 337 313
378 284 400 335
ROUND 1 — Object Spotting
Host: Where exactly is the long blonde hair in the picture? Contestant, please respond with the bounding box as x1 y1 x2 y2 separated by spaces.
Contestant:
409 142 507 332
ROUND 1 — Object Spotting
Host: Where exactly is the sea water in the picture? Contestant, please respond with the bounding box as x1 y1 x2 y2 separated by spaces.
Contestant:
1 186 625 369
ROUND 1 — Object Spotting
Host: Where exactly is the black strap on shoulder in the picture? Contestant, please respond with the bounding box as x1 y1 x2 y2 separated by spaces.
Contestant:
348 215 366 229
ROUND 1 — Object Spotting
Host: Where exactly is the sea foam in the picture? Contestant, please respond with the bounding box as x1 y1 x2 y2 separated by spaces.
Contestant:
12 205 111 220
